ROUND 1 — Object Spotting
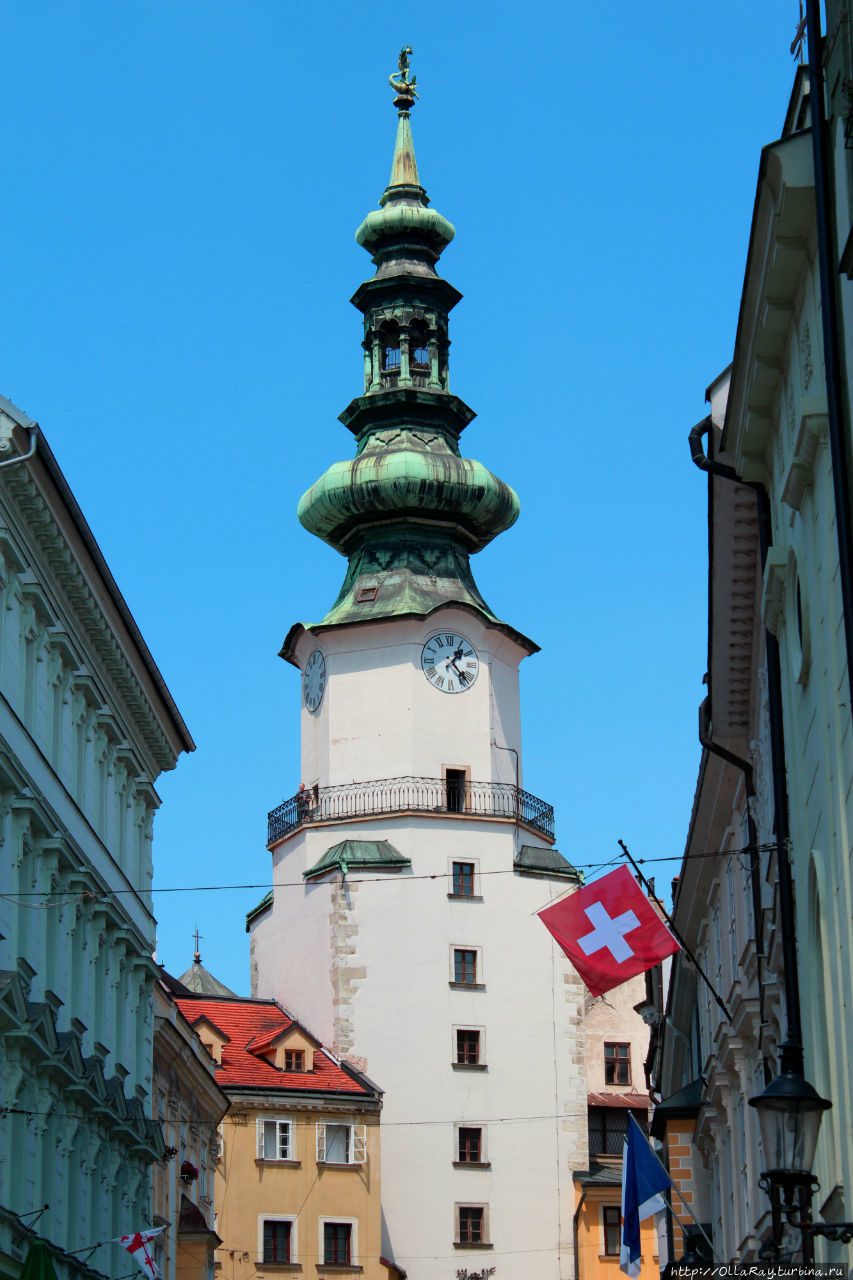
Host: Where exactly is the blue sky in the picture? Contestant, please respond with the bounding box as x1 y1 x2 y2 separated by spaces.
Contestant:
2 3 798 994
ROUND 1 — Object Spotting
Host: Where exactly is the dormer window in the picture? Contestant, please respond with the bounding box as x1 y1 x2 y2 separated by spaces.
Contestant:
284 1049 304 1072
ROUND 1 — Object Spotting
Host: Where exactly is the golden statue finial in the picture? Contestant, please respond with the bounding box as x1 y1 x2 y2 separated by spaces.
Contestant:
389 45 418 107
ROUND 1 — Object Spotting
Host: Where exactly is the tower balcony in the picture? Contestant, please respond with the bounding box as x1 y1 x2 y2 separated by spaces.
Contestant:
267 775 555 847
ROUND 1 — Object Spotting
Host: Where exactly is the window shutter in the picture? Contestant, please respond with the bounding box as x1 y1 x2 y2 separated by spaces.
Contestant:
316 1123 326 1162
256 1119 265 1159
353 1125 366 1165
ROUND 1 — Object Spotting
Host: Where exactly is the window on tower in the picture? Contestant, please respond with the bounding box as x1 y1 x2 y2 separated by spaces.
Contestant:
380 324 401 373
455 1028 481 1065
453 949 477 985
452 861 475 897
445 768 468 813
457 1127 483 1163
455 1205 489 1247
410 321 430 377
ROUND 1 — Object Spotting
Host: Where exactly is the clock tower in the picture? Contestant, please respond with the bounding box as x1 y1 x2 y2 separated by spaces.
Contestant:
250 51 588 1280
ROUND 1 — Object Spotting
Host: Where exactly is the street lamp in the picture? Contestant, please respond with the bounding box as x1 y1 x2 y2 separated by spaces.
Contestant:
749 1067 853 1261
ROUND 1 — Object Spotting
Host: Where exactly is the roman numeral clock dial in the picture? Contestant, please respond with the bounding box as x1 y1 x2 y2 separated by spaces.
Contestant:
421 633 480 694
303 649 327 712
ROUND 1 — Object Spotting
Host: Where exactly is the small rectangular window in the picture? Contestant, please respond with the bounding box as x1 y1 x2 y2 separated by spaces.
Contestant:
454 949 477 985
257 1118 292 1161
459 1206 484 1244
604 1043 631 1086
323 1223 351 1265
458 1128 482 1163
452 862 475 897
456 1029 480 1064
603 1206 621 1256
263 1220 291 1264
284 1049 304 1072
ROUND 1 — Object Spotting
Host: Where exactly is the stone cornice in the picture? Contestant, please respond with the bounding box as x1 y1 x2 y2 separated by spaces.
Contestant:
0 427 191 771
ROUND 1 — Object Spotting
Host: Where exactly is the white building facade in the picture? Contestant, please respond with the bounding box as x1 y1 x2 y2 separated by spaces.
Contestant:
0 396 193 1280
250 64 588 1280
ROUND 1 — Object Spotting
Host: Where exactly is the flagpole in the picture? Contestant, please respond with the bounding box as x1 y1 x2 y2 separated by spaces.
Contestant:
618 839 732 1024
628 1115 722 1266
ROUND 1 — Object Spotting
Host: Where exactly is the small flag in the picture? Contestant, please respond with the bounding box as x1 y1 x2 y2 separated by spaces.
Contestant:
111 1227 165 1280
537 865 680 997
620 1114 672 1277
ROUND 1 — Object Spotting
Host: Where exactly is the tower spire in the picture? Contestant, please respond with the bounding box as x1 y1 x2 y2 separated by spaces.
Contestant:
283 52 533 657
388 46 420 188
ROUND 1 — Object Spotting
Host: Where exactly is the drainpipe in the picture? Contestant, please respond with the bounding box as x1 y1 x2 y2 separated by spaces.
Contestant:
573 1190 585 1280
689 420 804 1078
805 0 853 717
697 698 765 984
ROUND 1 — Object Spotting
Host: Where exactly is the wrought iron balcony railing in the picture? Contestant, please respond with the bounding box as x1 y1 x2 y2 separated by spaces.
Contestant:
267 775 555 846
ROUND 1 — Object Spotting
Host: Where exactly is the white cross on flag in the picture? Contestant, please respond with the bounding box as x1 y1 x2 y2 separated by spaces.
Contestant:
538 865 680 997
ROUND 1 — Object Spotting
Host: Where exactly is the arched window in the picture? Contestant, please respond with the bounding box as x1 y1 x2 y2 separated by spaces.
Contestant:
410 322 430 370
380 325 401 372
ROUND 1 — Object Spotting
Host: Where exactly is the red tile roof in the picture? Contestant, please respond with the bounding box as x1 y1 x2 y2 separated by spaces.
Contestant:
174 996 371 1095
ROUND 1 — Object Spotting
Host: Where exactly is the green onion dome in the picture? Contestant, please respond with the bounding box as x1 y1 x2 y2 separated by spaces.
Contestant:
298 436 519 555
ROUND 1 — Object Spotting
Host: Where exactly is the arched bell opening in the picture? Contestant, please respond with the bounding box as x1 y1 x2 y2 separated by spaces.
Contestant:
379 323 401 386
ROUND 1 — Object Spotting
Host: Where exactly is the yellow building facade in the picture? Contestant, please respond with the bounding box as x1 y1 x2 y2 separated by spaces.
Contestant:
174 993 391 1280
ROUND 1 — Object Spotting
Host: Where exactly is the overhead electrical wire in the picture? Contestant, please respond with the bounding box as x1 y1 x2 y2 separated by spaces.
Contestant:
1 839 785 905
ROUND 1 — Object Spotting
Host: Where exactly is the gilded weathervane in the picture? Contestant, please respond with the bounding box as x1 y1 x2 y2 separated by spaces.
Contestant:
389 45 418 104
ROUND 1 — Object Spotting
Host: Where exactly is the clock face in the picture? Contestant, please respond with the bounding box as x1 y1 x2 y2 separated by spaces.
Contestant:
421 633 479 694
303 649 327 712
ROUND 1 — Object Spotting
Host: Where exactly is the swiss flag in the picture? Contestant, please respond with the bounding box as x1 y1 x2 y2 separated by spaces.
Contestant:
538 865 680 997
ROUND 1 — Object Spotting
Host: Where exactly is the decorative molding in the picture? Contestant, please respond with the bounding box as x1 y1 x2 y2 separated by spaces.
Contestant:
0 471 175 771
781 401 828 510
763 547 789 636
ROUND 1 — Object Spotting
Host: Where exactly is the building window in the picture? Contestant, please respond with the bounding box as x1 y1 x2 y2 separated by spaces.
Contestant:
452 861 475 897
256 1118 292 1161
458 1128 482 1163
380 327 401 372
445 768 467 813
588 1107 647 1157
456 1205 487 1245
456 1029 480 1065
410 321 430 370
284 1049 304 1072
323 1223 352 1265
263 1220 292 1264
604 1043 631 1086
454 949 477 985
603 1206 621 1256
316 1122 366 1165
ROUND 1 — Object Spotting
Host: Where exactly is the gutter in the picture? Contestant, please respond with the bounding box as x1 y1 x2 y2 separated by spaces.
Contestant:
689 421 803 1079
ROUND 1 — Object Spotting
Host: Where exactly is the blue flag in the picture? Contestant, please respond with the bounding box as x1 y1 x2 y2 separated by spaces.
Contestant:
620 1113 672 1277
